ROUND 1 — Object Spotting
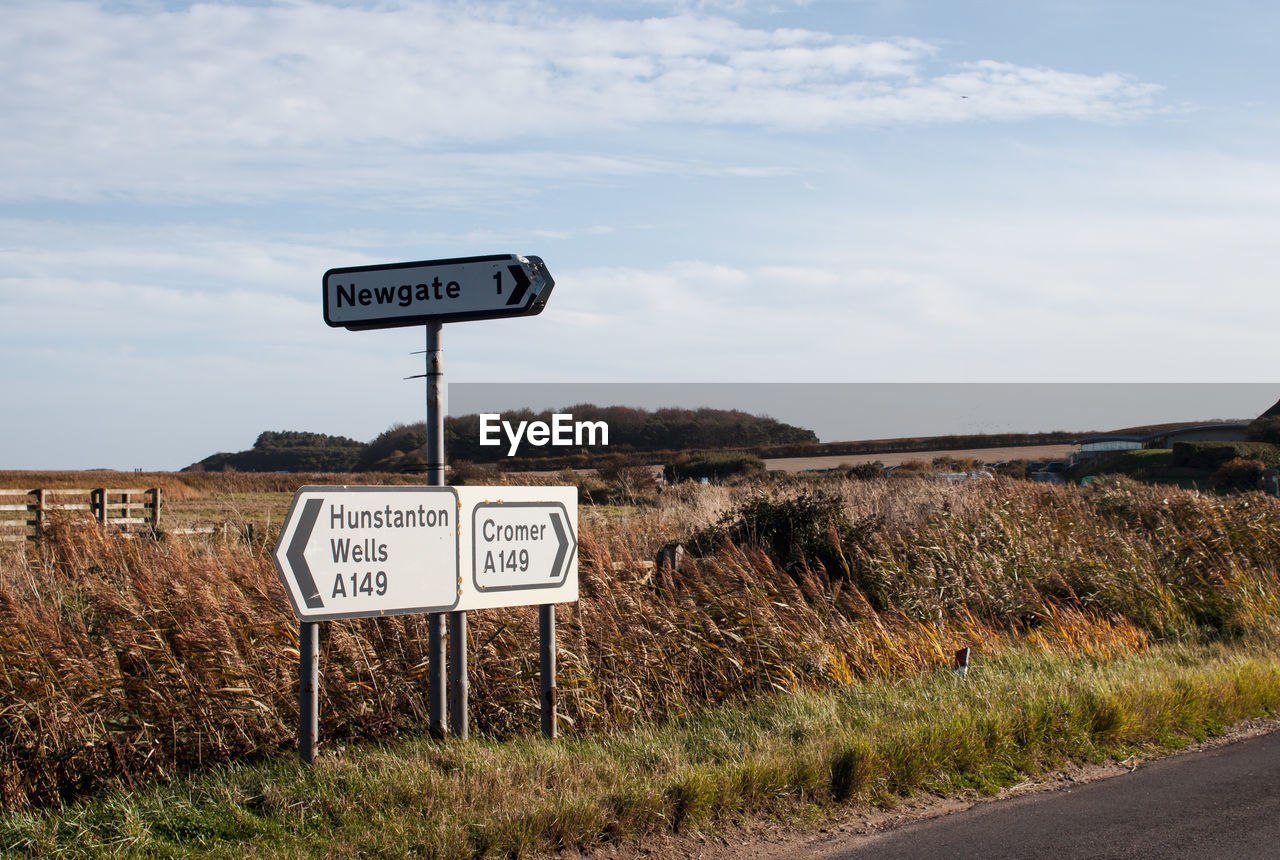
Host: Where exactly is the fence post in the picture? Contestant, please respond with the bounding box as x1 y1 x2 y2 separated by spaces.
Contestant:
34 490 46 536
91 489 105 526
149 488 160 529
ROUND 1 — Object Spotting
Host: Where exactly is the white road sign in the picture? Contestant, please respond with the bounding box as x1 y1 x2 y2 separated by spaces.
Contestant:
274 486 460 620
471 499 575 592
323 254 554 330
274 485 577 620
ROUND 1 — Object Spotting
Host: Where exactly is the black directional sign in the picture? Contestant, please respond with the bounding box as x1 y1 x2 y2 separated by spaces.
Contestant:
322 253 554 330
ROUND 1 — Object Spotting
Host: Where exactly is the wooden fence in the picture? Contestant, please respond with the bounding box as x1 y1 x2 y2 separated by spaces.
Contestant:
0 488 160 541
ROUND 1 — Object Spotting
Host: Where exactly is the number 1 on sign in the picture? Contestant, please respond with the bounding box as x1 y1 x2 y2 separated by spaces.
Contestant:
493 271 502 294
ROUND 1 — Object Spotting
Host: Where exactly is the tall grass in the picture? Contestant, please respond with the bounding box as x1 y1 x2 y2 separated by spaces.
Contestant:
0 475 1277 810
5 643 1279 858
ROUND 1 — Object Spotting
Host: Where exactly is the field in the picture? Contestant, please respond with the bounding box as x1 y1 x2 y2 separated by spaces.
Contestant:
1 468 1279 854
0 470 434 535
763 443 1078 471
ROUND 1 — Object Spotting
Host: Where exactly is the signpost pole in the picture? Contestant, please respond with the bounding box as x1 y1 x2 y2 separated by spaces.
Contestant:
426 322 448 739
540 604 557 740
429 616 446 739
423 319 470 740
449 611 468 738
299 620 319 764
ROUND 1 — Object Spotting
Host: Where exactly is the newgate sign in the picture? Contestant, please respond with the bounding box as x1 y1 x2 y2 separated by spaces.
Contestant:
322 254 554 330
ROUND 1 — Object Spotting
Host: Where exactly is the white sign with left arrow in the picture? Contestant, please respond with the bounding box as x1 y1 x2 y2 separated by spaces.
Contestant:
274 485 578 621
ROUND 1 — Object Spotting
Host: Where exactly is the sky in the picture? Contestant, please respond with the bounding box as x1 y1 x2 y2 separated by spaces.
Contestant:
2 0 1278 469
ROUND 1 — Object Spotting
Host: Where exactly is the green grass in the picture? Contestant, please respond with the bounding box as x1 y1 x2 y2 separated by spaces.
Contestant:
5 642 1279 858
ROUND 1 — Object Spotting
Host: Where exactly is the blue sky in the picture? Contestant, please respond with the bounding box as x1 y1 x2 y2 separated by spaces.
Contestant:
2 0 1278 469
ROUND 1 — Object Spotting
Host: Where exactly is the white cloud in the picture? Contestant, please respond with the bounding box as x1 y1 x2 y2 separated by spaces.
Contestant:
5 2 1268 470
596 0 819 14
0 0 1163 202
4 159 1278 470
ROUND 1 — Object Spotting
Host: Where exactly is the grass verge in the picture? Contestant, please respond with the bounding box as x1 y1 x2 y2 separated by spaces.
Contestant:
3 641 1279 858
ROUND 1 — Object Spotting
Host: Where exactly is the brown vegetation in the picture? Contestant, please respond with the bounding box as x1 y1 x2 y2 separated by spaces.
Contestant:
0 474 1277 810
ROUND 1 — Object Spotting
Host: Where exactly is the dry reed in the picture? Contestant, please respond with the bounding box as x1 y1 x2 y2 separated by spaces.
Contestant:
0 475 1276 810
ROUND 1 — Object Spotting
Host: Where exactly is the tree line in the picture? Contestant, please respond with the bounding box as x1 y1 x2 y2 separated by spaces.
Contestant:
184 405 818 473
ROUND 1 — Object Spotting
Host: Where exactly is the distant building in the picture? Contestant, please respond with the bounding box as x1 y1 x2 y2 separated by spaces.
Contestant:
1075 435 1145 460
1074 422 1249 461
1144 423 1248 448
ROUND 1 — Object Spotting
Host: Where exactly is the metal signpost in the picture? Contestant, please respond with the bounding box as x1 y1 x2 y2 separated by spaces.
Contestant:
278 253 564 763
426 321 447 739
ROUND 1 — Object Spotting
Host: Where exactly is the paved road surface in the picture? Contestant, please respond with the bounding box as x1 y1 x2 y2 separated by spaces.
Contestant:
816 728 1280 859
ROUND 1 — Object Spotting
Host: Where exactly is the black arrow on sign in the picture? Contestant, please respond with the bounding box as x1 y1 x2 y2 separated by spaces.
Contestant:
287 498 326 608
548 511 576 579
505 265 531 306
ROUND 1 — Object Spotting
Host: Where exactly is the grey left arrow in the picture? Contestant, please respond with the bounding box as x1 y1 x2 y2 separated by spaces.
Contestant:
286 498 326 609
548 510 576 580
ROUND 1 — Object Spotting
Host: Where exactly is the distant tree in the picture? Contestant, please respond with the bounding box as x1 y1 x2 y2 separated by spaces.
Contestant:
357 423 426 471
254 430 363 450
1245 416 1280 445
444 404 816 462
187 430 364 472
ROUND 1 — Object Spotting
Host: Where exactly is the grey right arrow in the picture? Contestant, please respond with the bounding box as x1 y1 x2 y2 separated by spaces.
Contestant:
548 510 576 579
286 498 326 609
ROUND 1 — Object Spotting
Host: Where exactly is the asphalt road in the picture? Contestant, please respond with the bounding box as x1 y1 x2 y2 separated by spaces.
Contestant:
817 729 1280 859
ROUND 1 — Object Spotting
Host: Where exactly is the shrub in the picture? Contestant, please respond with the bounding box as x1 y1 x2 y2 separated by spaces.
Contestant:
1213 457 1267 493
993 460 1030 479
595 455 659 505
663 452 765 484
1085 449 1175 481
932 456 981 472
447 462 494 485
687 490 854 577
845 461 886 481
1173 441 1280 471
